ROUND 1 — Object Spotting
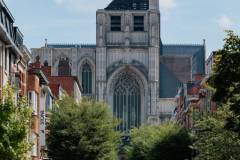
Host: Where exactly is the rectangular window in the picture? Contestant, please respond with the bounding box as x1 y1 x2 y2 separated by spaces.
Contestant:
9 23 13 38
134 16 144 31
5 16 9 33
5 48 8 71
0 11 3 24
9 53 11 74
28 91 38 115
111 16 121 31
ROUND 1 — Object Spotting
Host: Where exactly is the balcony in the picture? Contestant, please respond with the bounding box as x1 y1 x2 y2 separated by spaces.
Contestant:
0 0 24 57
14 27 23 47
106 31 148 46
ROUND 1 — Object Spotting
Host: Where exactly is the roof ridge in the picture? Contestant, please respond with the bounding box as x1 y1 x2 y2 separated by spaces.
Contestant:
47 43 96 48
163 44 204 47
48 43 75 45
48 43 96 45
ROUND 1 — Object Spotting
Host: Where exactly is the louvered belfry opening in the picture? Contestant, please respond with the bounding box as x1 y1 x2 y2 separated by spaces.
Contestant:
113 71 141 132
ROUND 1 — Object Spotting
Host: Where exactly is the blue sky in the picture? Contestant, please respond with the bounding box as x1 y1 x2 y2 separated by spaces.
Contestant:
5 0 240 57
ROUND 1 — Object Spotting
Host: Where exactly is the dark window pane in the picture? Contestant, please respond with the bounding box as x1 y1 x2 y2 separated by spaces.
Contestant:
134 16 144 31
5 48 7 70
82 63 92 95
111 16 121 31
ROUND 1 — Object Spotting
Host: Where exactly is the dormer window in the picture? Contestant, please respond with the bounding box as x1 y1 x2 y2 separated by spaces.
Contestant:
134 16 144 31
111 16 121 31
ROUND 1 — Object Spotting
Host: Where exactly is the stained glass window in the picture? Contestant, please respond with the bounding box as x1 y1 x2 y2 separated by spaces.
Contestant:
82 63 92 95
113 72 141 131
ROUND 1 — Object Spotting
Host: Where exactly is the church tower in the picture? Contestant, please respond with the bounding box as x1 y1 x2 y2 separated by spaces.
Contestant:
31 0 206 129
96 0 161 130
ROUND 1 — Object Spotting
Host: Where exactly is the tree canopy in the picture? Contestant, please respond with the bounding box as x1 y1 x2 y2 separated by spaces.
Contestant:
208 30 240 132
208 30 240 103
127 122 192 160
193 31 240 159
193 106 240 160
0 85 32 160
47 96 121 160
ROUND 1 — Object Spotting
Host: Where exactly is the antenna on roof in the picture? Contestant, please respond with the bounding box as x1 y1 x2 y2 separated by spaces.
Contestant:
45 38 48 47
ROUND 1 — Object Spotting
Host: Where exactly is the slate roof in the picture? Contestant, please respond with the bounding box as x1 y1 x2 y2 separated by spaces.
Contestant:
160 44 206 98
162 44 205 75
105 0 149 10
160 63 183 98
47 44 96 49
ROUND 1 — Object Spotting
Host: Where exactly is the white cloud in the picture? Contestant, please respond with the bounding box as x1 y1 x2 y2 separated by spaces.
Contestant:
159 0 177 13
159 0 177 20
218 15 234 30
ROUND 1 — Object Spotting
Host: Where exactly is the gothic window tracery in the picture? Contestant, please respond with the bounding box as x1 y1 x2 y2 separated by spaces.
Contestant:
113 71 141 131
82 62 92 95
58 57 71 76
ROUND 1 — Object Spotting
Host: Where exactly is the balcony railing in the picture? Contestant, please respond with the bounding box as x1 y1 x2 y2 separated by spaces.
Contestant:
0 1 24 48
14 27 23 47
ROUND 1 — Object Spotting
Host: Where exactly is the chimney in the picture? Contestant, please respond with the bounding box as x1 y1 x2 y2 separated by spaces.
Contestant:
149 0 159 10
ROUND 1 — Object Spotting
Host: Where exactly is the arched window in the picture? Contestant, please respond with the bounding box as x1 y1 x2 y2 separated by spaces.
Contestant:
44 60 48 66
113 72 141 131
82 63 92 95
58 57 71 76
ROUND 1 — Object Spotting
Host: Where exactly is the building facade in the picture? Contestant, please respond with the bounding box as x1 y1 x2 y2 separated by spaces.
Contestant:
27 65 48 160
0 0 31 98
173 52 218 129
29 58 82 159
206 51 217 77
32 0 206 131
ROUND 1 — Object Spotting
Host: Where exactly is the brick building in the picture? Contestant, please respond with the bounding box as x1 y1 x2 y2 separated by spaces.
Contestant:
28 66 49 160
33 57 82 102
28 57 82 159
0 0 81 159
173 53 218 129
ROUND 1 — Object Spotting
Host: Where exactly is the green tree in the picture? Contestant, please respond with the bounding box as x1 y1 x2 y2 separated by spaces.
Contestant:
194 31 240 159
0 85 32 160
193 106 240 160
208 30 240 132
128 122 192 160
47 96 121 160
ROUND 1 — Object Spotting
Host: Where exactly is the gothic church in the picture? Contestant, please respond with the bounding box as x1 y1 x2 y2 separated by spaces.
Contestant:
32 0 205 130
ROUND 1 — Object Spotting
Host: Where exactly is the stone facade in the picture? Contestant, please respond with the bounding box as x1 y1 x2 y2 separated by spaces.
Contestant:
31 0 206 126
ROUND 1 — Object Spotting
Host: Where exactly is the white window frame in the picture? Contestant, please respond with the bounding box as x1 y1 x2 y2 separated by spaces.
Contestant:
28 91 38 115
